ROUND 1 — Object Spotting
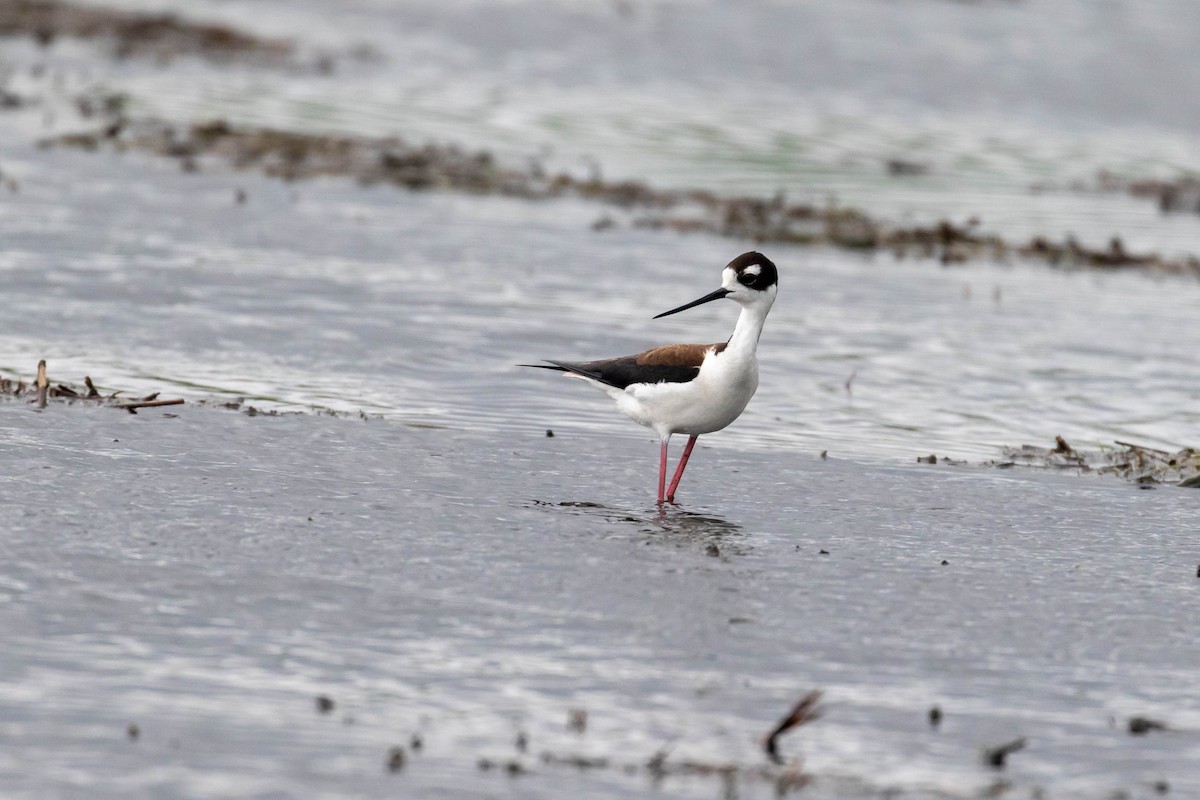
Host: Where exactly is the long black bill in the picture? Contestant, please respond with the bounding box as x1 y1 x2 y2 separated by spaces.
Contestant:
653 288 731 319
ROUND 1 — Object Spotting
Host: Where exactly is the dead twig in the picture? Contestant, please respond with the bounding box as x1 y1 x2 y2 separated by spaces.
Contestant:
1114 440 1171 456
763 690 823 764
35 359 48 409
1128 716 1168 735
982 736 1025 768
7 361 186 413
114 398 185 413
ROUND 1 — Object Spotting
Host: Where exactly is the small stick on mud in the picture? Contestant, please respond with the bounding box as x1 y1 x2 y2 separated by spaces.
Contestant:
1114 440 1171 455
567 709 588 733
763 690 823 764
1128 716 1168 735
6 364 189 413
114 398 185 413
982 736 1025 768
36 359 48 408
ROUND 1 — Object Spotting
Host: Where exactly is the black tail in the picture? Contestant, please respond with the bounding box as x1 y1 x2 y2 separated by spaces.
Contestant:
518 360 619 387
517 362 568 372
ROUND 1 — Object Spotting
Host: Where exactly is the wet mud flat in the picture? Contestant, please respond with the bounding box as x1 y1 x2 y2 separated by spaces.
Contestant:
2 403 1198 799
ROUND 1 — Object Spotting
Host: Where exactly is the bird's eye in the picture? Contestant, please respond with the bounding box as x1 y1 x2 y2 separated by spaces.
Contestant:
738 263 763 287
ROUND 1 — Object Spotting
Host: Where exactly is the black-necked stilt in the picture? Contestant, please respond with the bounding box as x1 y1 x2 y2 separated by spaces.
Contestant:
522 251 778 504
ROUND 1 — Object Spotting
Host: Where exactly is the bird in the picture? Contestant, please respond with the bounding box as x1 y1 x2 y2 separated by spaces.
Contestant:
521 251 778 504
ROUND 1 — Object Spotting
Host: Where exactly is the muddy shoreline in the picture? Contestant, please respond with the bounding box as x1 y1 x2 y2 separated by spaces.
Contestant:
4 401 1195 800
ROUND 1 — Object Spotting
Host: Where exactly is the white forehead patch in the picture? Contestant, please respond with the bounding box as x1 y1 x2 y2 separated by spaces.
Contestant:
742 264 762 278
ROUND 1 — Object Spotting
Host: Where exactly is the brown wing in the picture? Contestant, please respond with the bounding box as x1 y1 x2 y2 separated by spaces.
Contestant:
636 342 726 367
521 343 725 390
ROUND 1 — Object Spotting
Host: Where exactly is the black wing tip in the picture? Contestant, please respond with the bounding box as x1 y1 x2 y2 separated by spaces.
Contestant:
530 360 623 388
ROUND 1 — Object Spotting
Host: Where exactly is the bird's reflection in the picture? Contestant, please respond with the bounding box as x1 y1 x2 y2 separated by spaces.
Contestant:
651 508 741 536
531 499 746 554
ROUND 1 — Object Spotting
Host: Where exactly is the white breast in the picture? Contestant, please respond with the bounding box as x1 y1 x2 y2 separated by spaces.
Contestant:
618 348 759 438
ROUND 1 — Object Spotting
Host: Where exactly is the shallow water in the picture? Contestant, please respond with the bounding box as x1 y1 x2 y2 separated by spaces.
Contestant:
2 1 1200 797
3 144 1200 461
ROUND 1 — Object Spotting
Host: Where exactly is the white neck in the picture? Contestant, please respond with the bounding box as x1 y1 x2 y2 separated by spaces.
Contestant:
725 300 771 356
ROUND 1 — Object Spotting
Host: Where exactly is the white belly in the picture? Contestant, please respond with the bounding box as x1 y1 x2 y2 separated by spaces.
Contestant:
618 354 759 438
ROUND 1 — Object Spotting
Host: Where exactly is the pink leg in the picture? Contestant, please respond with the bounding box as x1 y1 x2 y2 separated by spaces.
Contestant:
657 439 669 504
666 435 699 503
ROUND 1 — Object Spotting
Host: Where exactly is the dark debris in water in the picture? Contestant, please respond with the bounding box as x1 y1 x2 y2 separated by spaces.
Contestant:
540 752 609 770
465 698 822 792
1036 170 1200 217
1127 716 1168 735
886 158 930 177
0 359 355 418
41 113 1200 276
45 117 544 194
566 708 588 733
990 435 1200 487
763 690 824 765
917 454 967 466
982 736 1026 769
0 0 292 62
476 757 529 776
488 748 813 796
1 359 184 414
385 746 406 773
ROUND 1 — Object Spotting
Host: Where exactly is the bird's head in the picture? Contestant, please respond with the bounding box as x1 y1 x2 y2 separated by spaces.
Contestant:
654 251 778 319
